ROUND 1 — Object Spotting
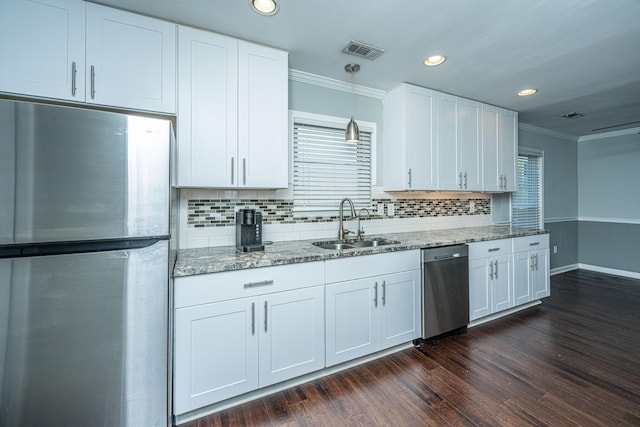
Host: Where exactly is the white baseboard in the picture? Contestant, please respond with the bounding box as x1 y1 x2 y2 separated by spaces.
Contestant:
578 264 640 280
550 264 579 276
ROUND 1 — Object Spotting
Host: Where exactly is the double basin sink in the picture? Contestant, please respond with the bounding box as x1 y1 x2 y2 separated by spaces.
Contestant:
312 237 400 251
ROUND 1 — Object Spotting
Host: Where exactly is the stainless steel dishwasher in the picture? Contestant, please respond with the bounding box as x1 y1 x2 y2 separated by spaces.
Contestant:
418 244 469 341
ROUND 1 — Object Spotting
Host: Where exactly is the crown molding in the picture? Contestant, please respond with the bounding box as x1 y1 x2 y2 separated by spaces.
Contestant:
518 123 578 141
288 69 386 100
578 126 640 142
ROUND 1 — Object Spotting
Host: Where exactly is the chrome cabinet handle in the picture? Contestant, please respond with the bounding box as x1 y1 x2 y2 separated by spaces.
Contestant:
90 65 96 99
408 168 412 188
251 302 255 335
458 172 463 188
374 282 378 307
231 157 235 185
264 301 268 332
464 172 468 188
489 261 494 280
530 254 535 271
243 158 247 185
535 253 539 270
382 281 386 306
243 279 274 288
71 61 77 96
494 260 498 279
504 175 507 189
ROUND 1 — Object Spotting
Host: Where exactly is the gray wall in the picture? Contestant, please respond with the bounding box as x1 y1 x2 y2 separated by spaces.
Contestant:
519 127 579 271
577 132 640 273
289 80 384 182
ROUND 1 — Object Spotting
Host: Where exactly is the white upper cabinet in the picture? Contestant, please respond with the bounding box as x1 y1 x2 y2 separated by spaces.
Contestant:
0 0 85 101
0 0 176 113
436 94 482 191
177 27 288 189
177 27 238 187
383 84 436 190
483 105 517 191
85 3 176 113
383 83 515 192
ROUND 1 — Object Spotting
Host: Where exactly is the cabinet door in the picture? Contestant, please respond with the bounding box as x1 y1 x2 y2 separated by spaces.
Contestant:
436 93 459 190
238 41 288 188
498 108 517 191
492 254 513 313
457 99 482 191
532 249 550 299
259 286 325 387
469 258 491 321
174 298 258 414
405 86 436 189
177 27 238 187
0 0 85 101
482 104 500 191
379 270 421 349
85 4 176 113
326 278 378 366
513 251 533 306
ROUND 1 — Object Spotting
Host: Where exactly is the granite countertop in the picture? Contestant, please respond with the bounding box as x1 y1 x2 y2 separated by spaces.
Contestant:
174 225 548 277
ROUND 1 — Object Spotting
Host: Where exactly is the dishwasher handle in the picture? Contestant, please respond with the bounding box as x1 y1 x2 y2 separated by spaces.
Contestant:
434 253 464 261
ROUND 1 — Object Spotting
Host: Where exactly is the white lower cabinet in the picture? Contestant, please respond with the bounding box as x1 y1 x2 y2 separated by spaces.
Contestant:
514 234 550 305
324 251 421 367
468 238 514 321
173 262 325 415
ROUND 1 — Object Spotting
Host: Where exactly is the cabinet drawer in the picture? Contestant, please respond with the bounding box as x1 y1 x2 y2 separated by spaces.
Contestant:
468 238 513 260
513 234 549 253
324 250 420 284
175 262 324 308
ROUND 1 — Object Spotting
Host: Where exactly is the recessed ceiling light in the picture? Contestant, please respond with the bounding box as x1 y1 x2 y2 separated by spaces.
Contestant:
251 0 278 16
517 88 538 96
424 55 446 67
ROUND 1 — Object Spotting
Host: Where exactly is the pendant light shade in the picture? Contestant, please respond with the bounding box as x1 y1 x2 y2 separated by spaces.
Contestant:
344 63 360 143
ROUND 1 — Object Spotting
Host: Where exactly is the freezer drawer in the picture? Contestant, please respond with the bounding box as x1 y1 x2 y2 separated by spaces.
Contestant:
0 241 168 427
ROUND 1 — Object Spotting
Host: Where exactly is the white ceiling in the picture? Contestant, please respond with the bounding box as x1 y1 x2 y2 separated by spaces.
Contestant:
95 0 640 139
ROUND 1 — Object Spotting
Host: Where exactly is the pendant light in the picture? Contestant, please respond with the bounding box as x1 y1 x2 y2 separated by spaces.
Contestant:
344 63 360 143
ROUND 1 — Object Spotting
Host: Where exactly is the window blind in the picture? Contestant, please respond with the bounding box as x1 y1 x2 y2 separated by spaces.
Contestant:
293 122 371 213
512 153 543 230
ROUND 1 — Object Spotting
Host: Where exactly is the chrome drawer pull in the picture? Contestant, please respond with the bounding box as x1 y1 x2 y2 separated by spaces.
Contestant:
488 248 500 252
529 242 540 246
244 280 274 288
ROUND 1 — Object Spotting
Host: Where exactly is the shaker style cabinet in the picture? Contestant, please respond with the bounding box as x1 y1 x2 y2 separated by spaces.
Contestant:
482 105 517 191
0 0 85 101
513 234 550 305
324 251 421 366
382 84 437 190
435 94 482 191
173 262 325 414
468 238 514 321
0 0 176 113
177 26 288 188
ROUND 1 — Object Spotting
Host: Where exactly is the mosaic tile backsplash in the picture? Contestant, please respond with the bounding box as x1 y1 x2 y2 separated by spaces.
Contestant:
188 198 490 228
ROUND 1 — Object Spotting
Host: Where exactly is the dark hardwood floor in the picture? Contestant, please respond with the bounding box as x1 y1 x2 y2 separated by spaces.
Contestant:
180 270 640 426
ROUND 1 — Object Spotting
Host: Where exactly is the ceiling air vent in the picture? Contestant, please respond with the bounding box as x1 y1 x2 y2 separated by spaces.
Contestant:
560 112 584 119
342 40 384 60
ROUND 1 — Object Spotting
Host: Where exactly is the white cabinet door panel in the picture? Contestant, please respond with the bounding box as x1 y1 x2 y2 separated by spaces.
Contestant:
259 286 325 387
457 99 482 191
178 27 237 187
0 0 85 100
405 86 436 189
482 105 500 191
514 251 533 306
436 93 459 190
380 270 421 348
492 254 513 312
174 298 258 414
326 279 378 367
86 4 176 113
469 258 491 321
532 249 550 300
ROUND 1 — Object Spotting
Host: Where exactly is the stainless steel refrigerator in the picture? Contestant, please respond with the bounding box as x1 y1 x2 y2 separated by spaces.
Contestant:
0 99 172 426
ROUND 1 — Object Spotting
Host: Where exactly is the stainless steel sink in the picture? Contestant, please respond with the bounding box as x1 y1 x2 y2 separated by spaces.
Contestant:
312 238 400 250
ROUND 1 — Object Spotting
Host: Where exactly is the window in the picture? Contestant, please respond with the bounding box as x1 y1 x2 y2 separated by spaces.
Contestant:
512 148 543 230
291 111 375 214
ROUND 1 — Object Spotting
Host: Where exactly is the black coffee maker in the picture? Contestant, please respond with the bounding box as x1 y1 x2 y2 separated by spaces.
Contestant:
236 209 264 252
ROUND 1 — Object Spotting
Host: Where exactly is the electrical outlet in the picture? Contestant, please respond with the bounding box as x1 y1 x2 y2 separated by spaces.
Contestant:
553 245 558 254
377 203 384 216
469 201 475 213
387 203 395 217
